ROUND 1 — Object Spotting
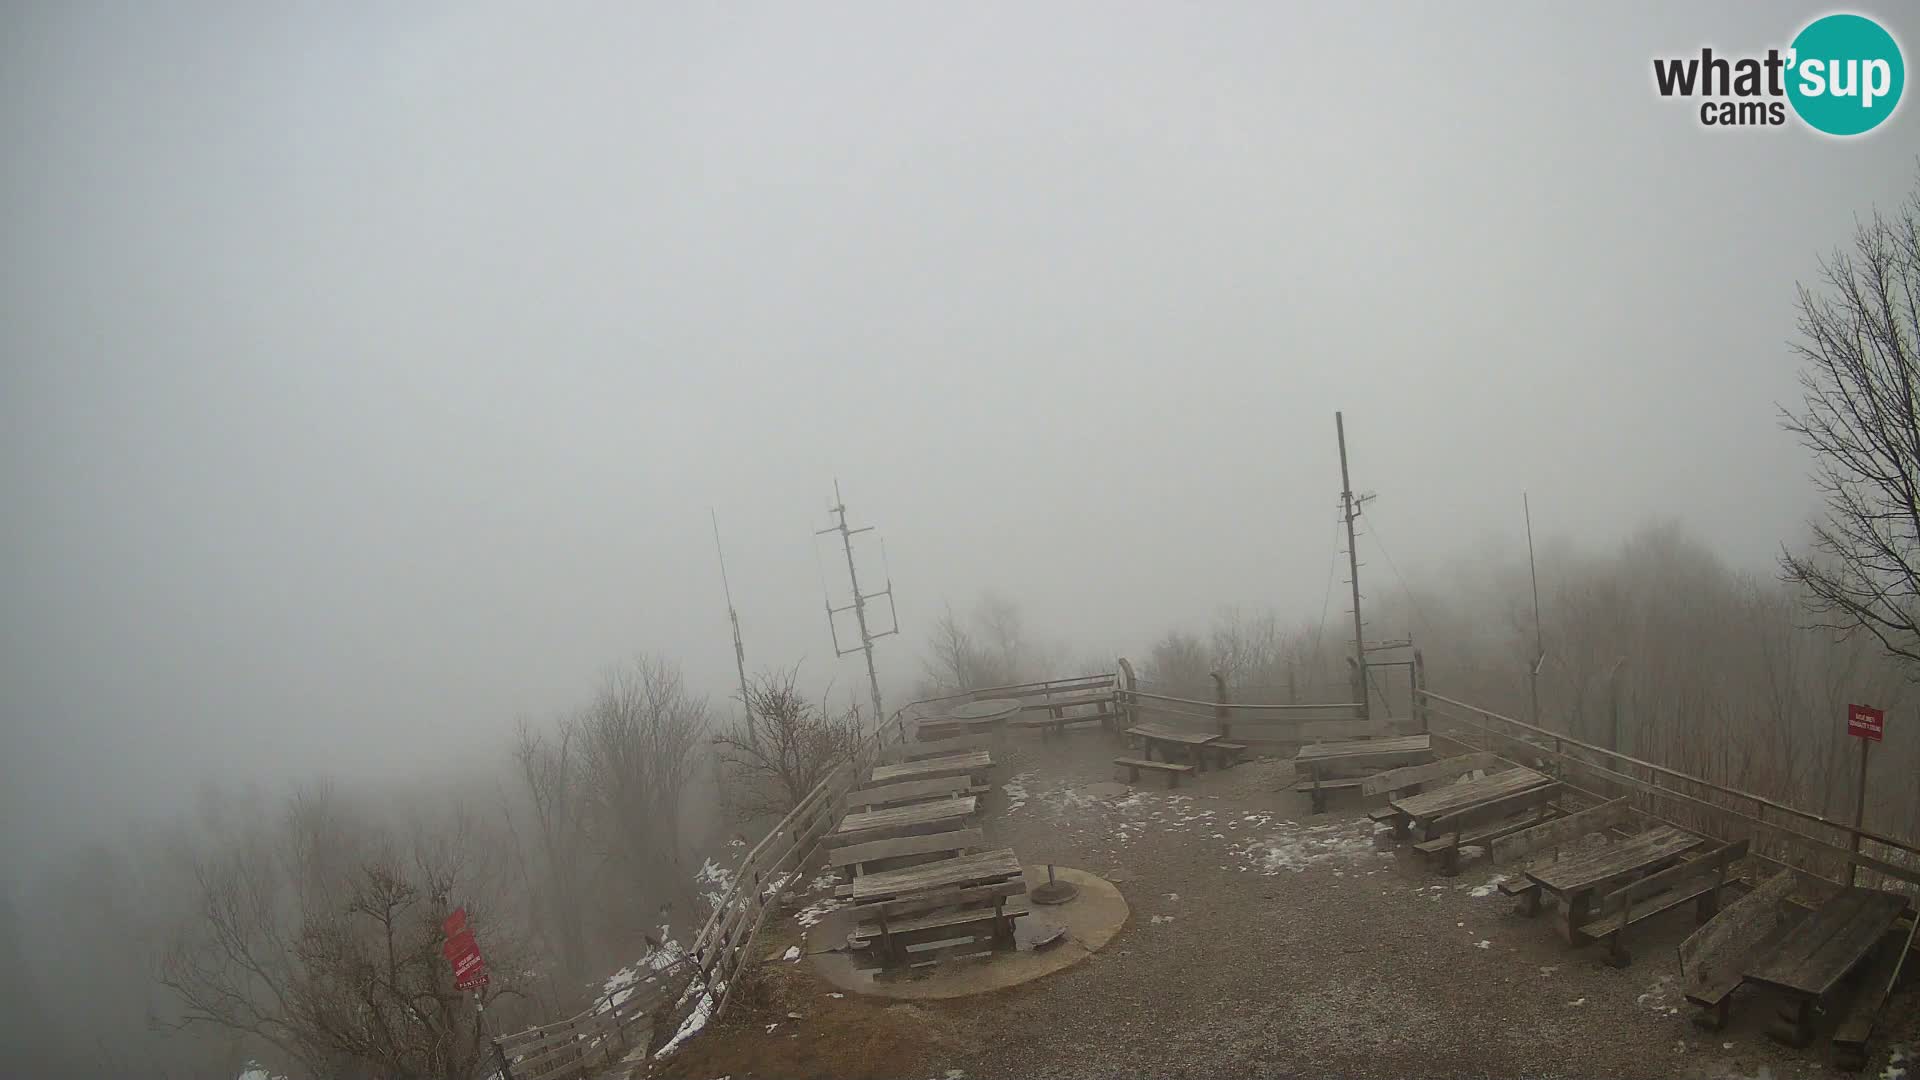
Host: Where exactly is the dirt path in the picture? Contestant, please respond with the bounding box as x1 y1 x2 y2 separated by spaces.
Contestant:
656 731 1917 1080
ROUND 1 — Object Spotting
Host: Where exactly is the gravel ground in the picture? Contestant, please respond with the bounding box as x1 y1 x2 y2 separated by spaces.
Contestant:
659 730 1919 1080
932 731 1915 1080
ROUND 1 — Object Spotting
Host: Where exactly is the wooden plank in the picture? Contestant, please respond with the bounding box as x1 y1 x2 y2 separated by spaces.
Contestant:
869 750 994 786
1393 767 1552 824
1300 719 1395 742
1601 839 1750 916
851 897 1033 943
1491 797 1633 864
1523 825 1707 896
1015 693 1111 711
1113 757 1195 772
836 848 1023 902
1745 888 1910 998
847 775 974 809
1295 734 1431 763
1427 784 1563 843
829 827 984 869
828 797 976 846
1361 752 1501 796
866 878 1030 921
1126 723 1219 746
1681 870 1806 1016
1831 914 1919 1062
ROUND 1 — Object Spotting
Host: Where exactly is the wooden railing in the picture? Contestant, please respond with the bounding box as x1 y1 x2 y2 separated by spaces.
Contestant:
1416 688 1920 893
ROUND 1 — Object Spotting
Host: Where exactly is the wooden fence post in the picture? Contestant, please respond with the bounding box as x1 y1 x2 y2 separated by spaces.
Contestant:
1116 657 1137 730
1211 671 1230 738
1411 649 1427 733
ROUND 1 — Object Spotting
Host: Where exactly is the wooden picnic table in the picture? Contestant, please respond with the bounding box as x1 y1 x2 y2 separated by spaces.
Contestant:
1126 723 1221 771
1295 734 1432 770
869 749 994 787
835 847 1023 901
1390 766 1550 831
1743 886 1910 1046
829 796 977 846
1521 824 1706 939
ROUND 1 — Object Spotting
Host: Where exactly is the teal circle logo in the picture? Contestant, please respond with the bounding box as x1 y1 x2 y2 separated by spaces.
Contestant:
1787 14 1905 136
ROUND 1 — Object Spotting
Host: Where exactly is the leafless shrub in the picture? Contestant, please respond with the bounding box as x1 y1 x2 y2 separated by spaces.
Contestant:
714 666 860 823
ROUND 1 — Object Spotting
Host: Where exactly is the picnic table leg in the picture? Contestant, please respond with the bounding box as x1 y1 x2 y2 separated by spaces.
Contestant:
1190 744 1206 773
1771 997 1814 1048
1561 890 1594 944
1518 884 1542 917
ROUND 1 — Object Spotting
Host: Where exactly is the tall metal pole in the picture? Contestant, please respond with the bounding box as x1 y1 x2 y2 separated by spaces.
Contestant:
816 480 896 726
1525 493 1544 728
711 510 757 748
1335 412 1369 722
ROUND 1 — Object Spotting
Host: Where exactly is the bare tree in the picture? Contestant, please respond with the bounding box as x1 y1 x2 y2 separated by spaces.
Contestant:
1781 173 1920 671
715 666 861 823
574 656 708 916
158 794 531 1080
507 720 591 987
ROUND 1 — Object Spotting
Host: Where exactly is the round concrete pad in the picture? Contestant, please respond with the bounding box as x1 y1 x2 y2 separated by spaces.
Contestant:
808 865 1128 1000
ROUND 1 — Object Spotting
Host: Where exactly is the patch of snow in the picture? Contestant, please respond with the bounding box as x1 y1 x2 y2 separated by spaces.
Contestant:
695 857 734 909
827 992 845 998
1166 892 1180 901
654 979 720 1058
1232 817 1389 874
796 896 849 928
766 1022 779 1034
1469 874 1508 898
1566 997 1586 1007
1883 1044 1910 1080
1150 914 1175 925
1474 940 1491 949
782 945 800 962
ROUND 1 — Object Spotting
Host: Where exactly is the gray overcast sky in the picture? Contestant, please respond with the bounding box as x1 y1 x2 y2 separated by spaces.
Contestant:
3 2 1915 859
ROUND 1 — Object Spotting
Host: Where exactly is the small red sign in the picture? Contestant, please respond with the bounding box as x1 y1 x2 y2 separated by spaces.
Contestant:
1848 703 1885 742
442 909 488 990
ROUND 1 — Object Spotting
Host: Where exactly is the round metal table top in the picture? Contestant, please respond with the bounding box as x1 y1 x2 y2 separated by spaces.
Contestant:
945 698 1021 721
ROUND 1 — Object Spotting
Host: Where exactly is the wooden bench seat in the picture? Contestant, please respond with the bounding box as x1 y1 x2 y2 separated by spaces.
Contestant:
847 776 988 811
1114 757 1195 788
1203 741 1248 769
1830 917 1917 1071
1289 776 1366 792
1367 806 1401 824
1576 839 1748 967
829 828 985 879
849 896 1032 948
1416 784 1563 876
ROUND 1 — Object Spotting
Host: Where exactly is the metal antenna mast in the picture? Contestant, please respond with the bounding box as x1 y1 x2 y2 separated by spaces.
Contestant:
1336 412 1374 722
711 510 756 748
815 479 898 725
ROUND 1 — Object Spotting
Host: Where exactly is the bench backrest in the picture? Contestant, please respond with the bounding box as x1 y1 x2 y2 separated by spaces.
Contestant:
830 827 984 869
872 879 1027 921
847 775 971 809
1490 797 1633 864
1433 781 1562 835
1600 838 1748 917
1360 752 1501 797
1677 868 1804 979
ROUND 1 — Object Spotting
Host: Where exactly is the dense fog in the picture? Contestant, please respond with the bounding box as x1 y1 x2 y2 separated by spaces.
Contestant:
5 3 1919 1077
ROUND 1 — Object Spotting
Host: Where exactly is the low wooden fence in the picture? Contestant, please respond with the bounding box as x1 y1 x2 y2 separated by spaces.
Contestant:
1417 688 1920 896
1115 658 1374 745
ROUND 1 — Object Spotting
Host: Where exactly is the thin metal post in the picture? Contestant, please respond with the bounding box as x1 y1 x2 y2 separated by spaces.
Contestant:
1336 412 1369 722
1851 737 1870 887
1211 671 1230 738
712 510 757 748
1524 493 1544 729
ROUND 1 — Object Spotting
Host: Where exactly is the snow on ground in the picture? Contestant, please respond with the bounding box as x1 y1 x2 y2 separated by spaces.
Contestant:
696 857 734 909
236 1064 287 1080
1232 818 1393 874
1884 1045 1911 1080
1468 873 1508 898
1003 771 1034 813
653 980 719 1058
599 923 686 1010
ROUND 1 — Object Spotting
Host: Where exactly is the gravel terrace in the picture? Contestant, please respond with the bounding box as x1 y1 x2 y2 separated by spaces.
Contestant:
661 729 1920 1080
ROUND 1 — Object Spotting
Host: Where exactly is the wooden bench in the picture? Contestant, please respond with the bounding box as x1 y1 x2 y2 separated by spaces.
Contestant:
846 775 987 812
1201 741 1248 769
1489 798 1634 913
1745 886 1912 1049
1413 782 1563 876
1114 757 1195 788
1830 914 1917 1070
829 827 985 880
1574 839 1748 967
1291 772 1367 813
846 879 1030 966
1008 709 1117 737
